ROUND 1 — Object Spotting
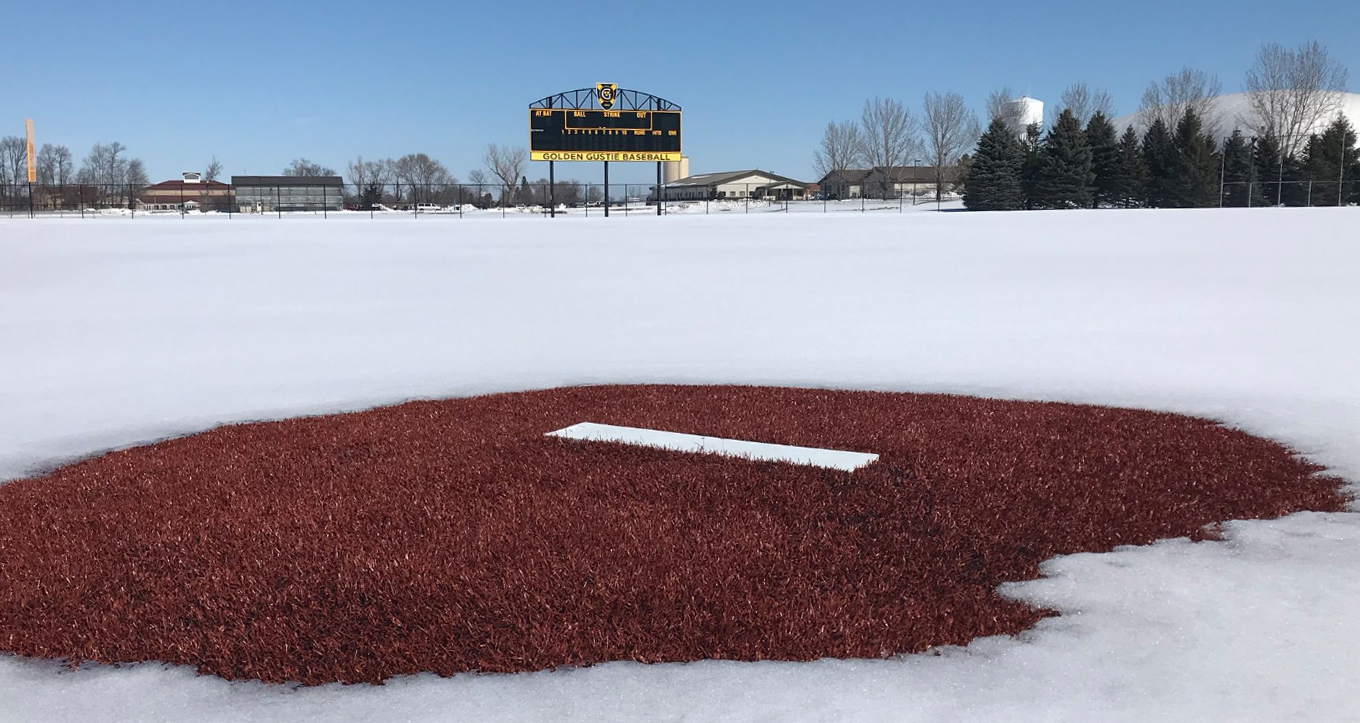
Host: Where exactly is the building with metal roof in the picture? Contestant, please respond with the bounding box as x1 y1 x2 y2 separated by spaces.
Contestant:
657 170 808 202
818 166 947 200
231 176 344 213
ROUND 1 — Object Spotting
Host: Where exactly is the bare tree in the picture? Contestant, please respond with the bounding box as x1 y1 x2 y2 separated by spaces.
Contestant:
467 169 488 186
986 86 1035 137
0 137 26 187
36 144 72 186
812 120 861 179
1138 67 1223 134
283 158 336 177
347 156 393 186
78 142 129 187
125 158 149 208
856 97 921 198
393 153 454 204
203 156 223 183
52 146 74 186
1244 41 1350 158
922 91 980 199
1058 82 1115 126
483 144 526 203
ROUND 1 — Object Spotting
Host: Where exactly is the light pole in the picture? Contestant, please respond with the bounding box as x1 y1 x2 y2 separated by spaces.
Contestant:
913 158 920 206
1219 136 1227 208
1340 127 1349 207
1248 136 1256 208
1276 133 1289 207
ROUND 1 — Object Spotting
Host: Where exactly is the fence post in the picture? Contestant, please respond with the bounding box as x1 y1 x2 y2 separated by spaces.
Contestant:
276 185 282 219
323 184 328 219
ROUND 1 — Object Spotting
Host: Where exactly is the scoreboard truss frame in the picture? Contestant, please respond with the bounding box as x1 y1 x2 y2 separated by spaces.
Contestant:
529 87 683 162
528 86 684 218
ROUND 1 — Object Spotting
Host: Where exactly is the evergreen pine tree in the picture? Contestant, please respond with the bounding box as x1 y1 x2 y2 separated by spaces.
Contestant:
1169 109 1220 208
1351 153 1360 206
1117 125 1147 207
1254 133 1285 206
964 119 1026 211
1279 152 1308 207
1033 109 1094 209
1221 131 1253 207
1303 115 1359 206
1021 122 1044 209
360 183 383 210
953 153 973 196
1085 112 1122 208
1141 118 1176 207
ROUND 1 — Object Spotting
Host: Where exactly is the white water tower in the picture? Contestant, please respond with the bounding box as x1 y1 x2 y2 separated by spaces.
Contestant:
663 156 690 184
1004 96 1044 134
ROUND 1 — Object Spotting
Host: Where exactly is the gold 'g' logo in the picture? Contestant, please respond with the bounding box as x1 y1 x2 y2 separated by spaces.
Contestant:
596 83 617 110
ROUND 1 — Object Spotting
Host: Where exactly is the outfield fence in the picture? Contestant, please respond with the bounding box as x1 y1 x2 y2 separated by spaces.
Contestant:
0 181 1354 219
0 181 962 219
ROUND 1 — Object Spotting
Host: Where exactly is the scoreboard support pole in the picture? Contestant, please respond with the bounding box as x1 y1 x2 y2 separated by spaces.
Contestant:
549 161 555 219
604 162 610 218
656 162 662 216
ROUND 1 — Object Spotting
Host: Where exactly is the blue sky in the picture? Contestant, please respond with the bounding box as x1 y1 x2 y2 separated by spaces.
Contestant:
8 0 1358 185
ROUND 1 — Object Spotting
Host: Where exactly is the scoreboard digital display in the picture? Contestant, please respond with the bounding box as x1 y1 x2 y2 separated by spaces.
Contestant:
529 108 682 162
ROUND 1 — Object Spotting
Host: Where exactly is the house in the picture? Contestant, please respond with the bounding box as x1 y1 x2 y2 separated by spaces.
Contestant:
861 166 944 199
139 172 234 211
657 170 809 202
818 166 950 200
816 169 870 200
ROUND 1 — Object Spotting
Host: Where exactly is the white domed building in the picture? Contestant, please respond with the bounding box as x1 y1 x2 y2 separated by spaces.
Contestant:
1112 91 1360 143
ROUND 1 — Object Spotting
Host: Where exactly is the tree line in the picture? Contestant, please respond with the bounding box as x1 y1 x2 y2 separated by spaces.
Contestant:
966 41 1357 210
0 140 150 207
814 92 981 199
4 137 579 211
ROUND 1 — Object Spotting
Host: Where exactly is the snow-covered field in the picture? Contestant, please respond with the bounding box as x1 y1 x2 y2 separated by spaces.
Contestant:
1 208 1357 722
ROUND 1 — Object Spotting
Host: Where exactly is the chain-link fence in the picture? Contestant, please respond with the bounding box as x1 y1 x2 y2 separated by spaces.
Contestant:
0 181 968 218
1218 179 1359 208
2 179 1354 219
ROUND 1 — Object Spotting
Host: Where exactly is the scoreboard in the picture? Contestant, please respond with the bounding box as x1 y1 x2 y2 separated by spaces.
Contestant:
529 108 682 162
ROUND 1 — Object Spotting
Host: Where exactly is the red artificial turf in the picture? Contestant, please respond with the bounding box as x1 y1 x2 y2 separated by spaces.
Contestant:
0 385 1345 685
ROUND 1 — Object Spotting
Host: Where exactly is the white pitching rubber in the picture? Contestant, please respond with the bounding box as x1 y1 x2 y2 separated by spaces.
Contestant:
545 422 879 472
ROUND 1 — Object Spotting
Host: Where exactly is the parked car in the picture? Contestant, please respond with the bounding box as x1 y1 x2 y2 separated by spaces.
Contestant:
415 203 441 214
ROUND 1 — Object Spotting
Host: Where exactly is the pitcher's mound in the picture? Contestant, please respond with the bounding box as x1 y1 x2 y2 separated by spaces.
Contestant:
0 386 1344 684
